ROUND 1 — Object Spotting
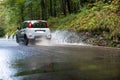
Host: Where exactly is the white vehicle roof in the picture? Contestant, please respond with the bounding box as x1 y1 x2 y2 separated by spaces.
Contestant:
24 20 47 24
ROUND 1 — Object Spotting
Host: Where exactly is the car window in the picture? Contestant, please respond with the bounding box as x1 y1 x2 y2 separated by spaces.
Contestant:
32 22 47 28
21 22 29 28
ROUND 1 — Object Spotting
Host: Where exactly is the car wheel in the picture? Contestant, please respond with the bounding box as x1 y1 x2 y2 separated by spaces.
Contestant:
23 36 29 45
46 34 51 40
16 35 19 43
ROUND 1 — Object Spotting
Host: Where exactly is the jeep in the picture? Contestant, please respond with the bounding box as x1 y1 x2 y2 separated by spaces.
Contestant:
16 20 51 45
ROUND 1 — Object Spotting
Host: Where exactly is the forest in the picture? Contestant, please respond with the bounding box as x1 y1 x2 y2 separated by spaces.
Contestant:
0 0 120 47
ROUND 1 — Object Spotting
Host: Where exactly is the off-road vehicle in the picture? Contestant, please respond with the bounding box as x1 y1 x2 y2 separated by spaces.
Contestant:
16 20 51 45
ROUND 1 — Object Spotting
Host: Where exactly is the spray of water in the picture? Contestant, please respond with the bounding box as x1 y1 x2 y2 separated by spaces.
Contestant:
36 30 88 46
35 38 52 46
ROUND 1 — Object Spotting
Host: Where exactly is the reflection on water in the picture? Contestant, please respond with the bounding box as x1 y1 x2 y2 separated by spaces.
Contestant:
0 49 17 80
0 46 120 80
13 61 120 80
12 48 120 80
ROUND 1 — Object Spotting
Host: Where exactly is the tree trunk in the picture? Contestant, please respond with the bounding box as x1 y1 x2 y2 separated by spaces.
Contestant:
61 0 67 16
29 3 33 20
66 0 72 14
53 0 57 17
41 0 47 20
50 0 53 16
20 5 24 22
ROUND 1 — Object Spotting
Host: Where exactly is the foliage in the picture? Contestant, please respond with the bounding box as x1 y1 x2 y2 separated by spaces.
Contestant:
0 27 5 37
48 0 120 46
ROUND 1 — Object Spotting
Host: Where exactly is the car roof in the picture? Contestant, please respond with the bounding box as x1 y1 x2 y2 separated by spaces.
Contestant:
24 20 47 24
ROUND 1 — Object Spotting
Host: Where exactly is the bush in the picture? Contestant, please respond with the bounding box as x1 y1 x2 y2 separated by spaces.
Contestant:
0 27 5 37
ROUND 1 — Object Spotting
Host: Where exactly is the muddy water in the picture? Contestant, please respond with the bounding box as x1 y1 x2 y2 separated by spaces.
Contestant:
3 45 119 80
0 37 120 80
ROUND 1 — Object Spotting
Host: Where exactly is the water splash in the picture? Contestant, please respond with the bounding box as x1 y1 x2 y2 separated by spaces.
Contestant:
51 30 88 45
36 30 88 46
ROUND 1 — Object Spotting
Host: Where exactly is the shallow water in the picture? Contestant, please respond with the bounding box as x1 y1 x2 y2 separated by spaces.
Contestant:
1 31 120 80
0 39 120 80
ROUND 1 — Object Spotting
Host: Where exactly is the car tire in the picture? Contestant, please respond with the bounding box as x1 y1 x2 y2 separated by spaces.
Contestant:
23 36 29 45
46 34 52 40
16 35 19 43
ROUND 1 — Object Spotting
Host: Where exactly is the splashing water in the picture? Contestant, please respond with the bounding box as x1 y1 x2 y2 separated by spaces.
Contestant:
36 30 88 46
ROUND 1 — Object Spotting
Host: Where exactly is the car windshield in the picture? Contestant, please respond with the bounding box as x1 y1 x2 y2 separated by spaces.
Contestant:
32 22 47 28
21 22 47 28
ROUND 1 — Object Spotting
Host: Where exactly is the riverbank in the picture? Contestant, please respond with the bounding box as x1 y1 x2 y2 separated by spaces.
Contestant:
77 32 120 48
48 1 120 48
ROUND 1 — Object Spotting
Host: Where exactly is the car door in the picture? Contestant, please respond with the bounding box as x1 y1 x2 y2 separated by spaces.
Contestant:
17 22 28 38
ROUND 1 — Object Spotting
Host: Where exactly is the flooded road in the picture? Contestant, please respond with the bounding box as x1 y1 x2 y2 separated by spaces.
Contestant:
0 39 120 80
